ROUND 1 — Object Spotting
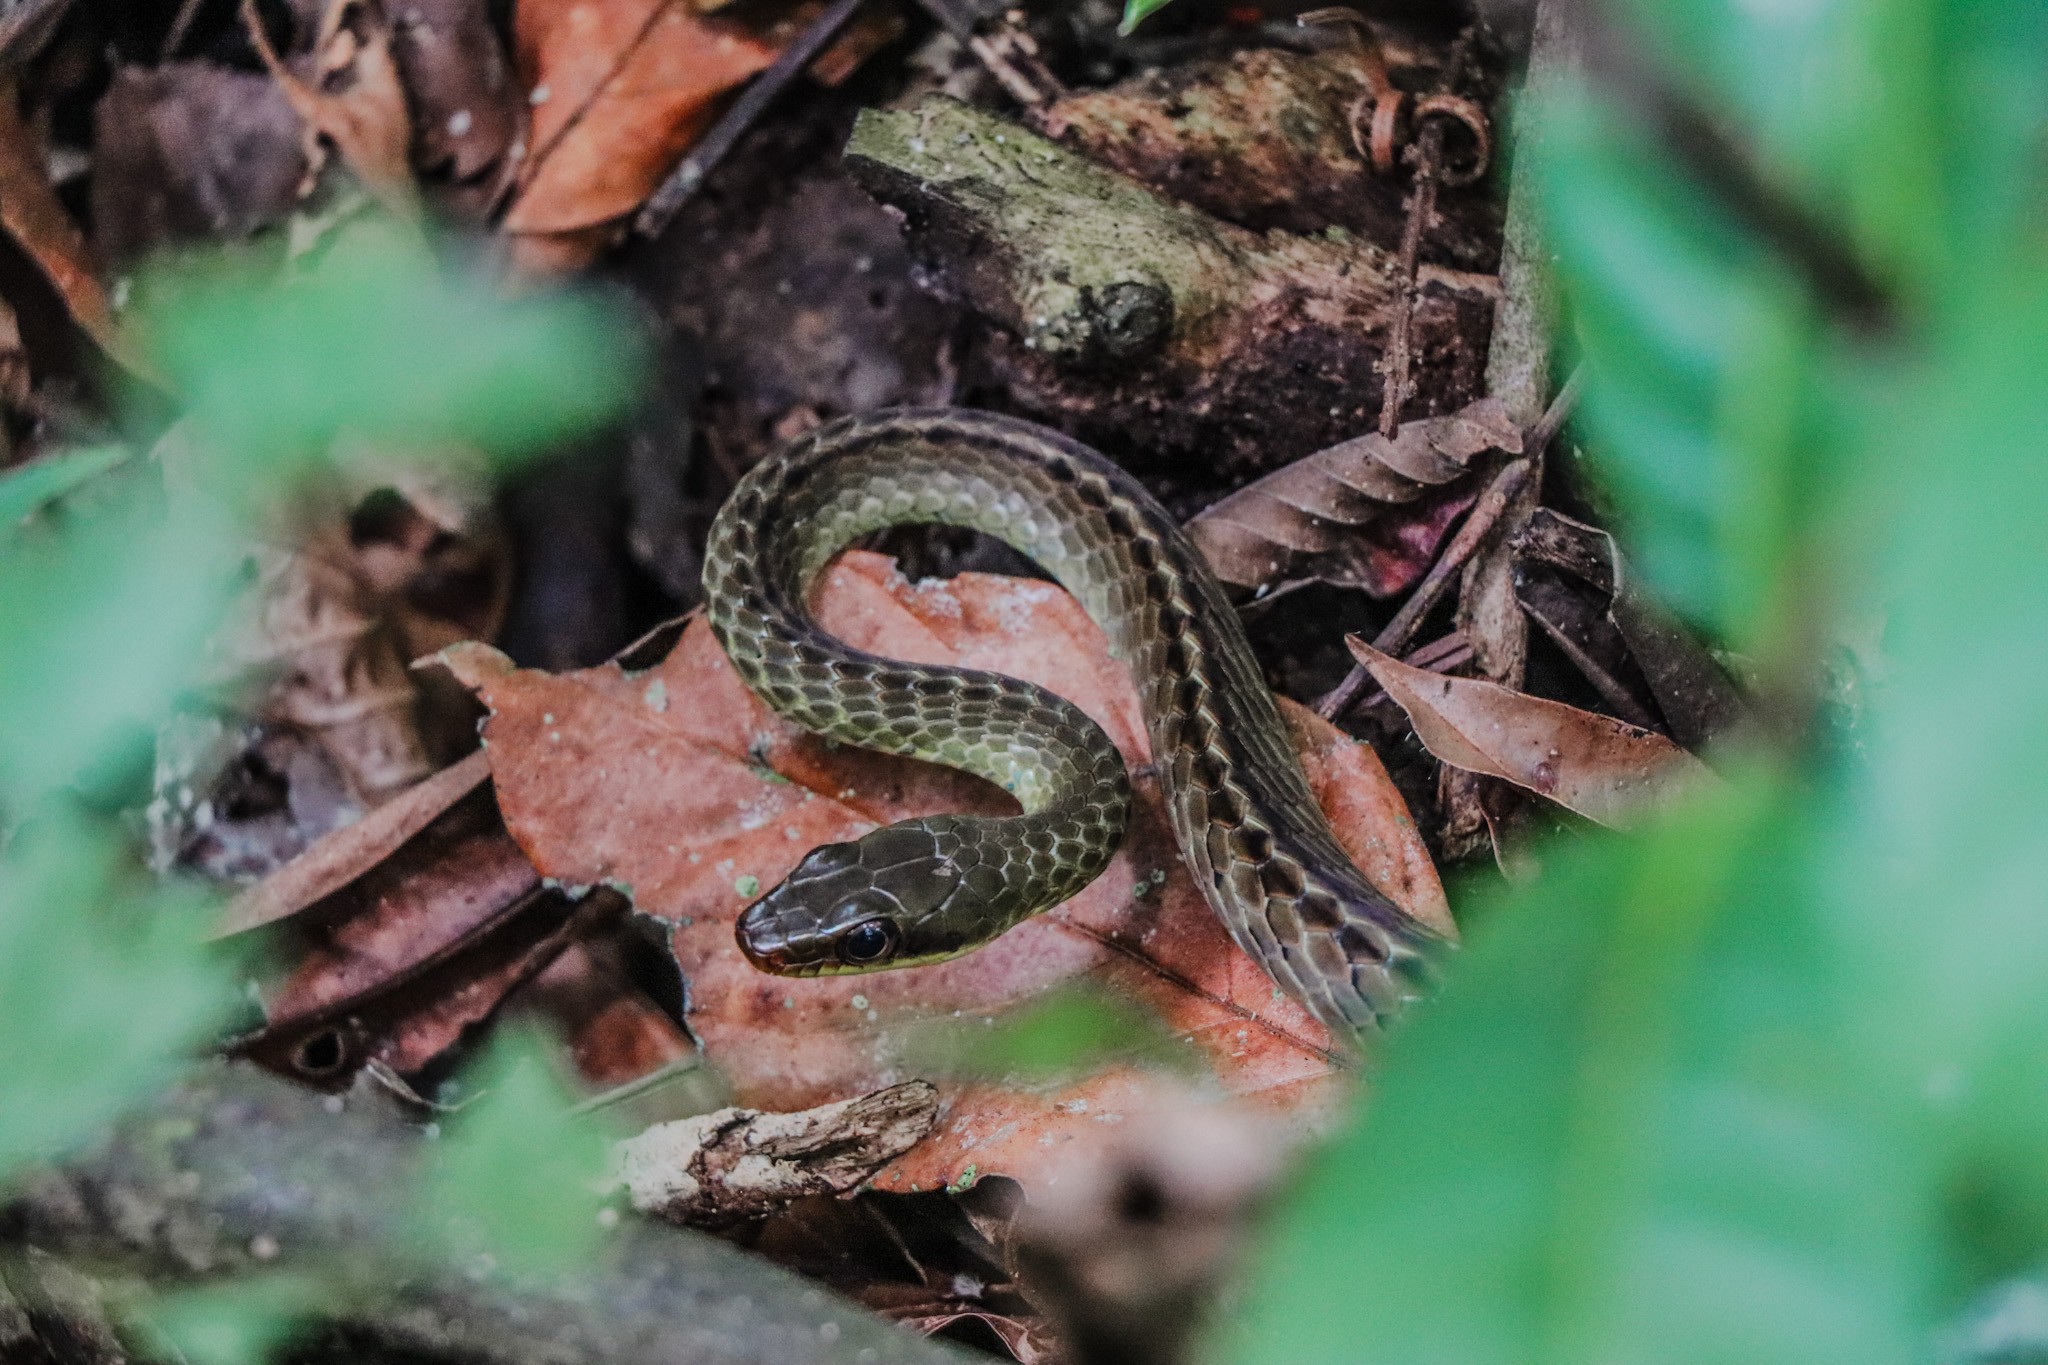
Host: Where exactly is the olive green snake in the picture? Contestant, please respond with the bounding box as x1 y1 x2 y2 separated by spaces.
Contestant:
703 409 1445 1033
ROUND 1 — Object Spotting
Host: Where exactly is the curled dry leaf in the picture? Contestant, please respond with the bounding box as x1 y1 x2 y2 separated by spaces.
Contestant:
1514 507 1747 750
175 457 506 861
438 550 1451 1193
1186 395 1522 597
389 0 521 187
226 775 628 1089
91 62 309 266
504 0 781 253
244 0 418 215
0 78 149 380
203 527 436 805
1347 637 1717 828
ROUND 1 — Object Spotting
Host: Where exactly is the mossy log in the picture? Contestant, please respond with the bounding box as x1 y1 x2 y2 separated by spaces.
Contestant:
843 96 1493 475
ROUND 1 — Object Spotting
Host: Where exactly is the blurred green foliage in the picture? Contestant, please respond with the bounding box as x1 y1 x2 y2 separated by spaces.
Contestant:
139 220 639 485
0 806 233 1175
1227 0 2048 1361
0 218 641 1359
416 1028 619 1281
908 982 1198 1082
136 1277 325 1365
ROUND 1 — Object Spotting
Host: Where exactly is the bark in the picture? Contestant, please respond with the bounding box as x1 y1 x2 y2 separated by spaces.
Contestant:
0 1066 976 1365
618 1082 941 1228
843 96 1492 477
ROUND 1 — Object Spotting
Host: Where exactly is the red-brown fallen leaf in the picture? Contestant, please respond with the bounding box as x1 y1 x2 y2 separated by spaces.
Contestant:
0 78 150 380
527 940 696 1090
440 551 1451 1190
1348 636 1717 828
504 0 780 238
233 775 588 1085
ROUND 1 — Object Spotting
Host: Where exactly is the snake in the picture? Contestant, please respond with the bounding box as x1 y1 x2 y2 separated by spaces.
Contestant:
702 409 1446 1034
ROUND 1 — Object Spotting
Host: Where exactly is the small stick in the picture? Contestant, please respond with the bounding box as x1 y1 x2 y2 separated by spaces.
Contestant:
1315 369 1583 720
1316 457 1529 719
1377 26 1476 437
160 0 209 61
634 0 868 238
1378 125 1442 437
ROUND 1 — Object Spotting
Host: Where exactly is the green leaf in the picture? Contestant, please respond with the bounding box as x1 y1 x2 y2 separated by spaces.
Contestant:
0 446 130 535
1535 89 1827 644
1117 0 1177 36
1828 271 2048 1298
1228 772 1929 1365
135 218 644 492
0 490 233 801
416 1026 616 1280
0 806 232 1174
906 983 1193 1082
136 1276 322 1365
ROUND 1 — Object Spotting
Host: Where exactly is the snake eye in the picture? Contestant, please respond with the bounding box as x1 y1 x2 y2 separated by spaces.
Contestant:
837 917 900 965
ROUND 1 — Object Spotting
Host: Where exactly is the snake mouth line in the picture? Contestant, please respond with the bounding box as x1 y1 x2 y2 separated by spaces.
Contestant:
737 930 978 978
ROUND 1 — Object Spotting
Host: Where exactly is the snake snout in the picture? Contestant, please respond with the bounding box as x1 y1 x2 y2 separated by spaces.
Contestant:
736 849 918 975
734 891 824 975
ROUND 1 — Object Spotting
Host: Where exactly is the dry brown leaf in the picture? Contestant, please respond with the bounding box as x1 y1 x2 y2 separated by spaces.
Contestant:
1186 396 1521 597
227 776 614 1087
244 0 418 215
1513 507 1747 750
389 0 520 185
504 0 780 246
525 939 698 1090
440 550 1450 1192
1347 637 1717 828
0 78 150 379
204 524 436 807
217 748 490 936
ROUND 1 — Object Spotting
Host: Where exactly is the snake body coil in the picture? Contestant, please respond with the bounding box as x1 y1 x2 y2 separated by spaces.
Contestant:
704 410 1443 1033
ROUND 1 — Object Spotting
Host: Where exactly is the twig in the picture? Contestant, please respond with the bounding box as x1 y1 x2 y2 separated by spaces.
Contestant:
0 0 73 68
1316 369 1582 720
1331 631 1473 716
1377 26 1477 438
633 0 868 238
617 1082 940 1228
1523 362 1583 456
967 21 1063 108
1316 457 1528 718
1378 126 1441 437
160 0 210 61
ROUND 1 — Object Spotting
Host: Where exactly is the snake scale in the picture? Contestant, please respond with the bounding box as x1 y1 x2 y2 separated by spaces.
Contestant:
703 409 1445 1034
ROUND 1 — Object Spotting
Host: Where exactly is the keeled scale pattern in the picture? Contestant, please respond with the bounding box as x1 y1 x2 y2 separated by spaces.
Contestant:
703 410 1446 1032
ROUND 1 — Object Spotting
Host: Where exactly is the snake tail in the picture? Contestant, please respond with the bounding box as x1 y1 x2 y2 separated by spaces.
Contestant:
703 409 1446 1032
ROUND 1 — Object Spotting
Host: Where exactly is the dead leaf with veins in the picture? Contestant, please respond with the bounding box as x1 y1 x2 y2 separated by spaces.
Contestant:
1347 636 1717 828
438 550 1452 1193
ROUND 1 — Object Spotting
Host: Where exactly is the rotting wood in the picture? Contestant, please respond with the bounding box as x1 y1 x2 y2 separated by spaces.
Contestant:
617 1081 941 1228
842 96 1492 474
1035 45 1501 270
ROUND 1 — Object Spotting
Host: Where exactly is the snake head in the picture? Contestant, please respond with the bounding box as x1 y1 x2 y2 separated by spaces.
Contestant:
736 825 981 976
